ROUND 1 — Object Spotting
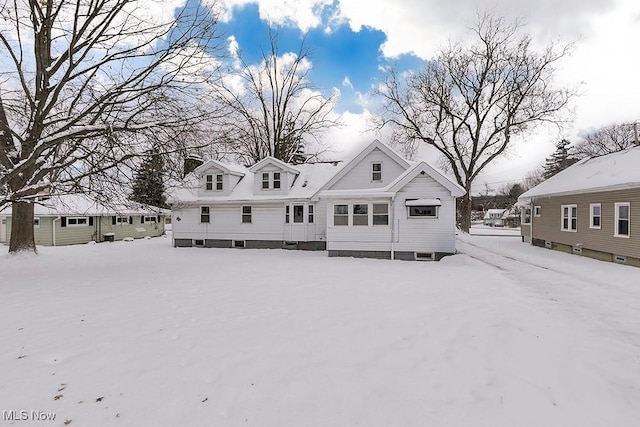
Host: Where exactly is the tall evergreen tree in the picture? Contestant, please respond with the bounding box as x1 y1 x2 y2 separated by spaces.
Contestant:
543 139 579 179
131 151 167 208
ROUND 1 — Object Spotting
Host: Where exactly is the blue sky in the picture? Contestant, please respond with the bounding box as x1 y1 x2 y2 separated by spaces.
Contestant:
215 3 424 114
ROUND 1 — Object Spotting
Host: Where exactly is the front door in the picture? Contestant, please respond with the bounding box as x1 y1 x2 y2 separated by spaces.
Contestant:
285 204 307 242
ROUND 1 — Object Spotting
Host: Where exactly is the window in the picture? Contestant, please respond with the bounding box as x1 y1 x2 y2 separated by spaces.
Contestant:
409 205 437 217
561 204 577 232
273 172 281 189
242 205 252 223
200 206 210 223
371 162 382 181
334 204 348 226
33 217 40 228
353 204 369 226
285 205 290 223
534 206 541 217
293 205 304 223
373 204 389 225
590 203 601 229
68 217 89 226
615 202 630 237
116 216 129 224
205 174 213 191
522 207 531 225
262 173 269 189
144 216 157 223
216 174 223 191
308 205 314 224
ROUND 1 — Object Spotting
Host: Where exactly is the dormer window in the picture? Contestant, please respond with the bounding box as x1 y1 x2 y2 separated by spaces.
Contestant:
205 174 213 190
273 172 281 189
216 174 223 190
372 162 382 181
262 173 270 189
261 171 282 190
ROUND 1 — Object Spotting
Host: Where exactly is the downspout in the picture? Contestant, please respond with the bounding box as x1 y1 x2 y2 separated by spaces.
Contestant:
52 216 61 246
390 196 396 260
530 201 533 245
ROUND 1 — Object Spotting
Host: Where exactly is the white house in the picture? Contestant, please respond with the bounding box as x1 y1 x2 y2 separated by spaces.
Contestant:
483 208 508 226
169 140 465 260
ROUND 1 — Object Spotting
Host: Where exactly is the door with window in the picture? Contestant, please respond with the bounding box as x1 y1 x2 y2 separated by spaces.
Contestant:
285 203 312 241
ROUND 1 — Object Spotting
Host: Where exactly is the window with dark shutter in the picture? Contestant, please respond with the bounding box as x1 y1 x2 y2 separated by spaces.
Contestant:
128 216 132 224
141 216 145 224
89 217 94 226
112 216 116 225
61 217 67 227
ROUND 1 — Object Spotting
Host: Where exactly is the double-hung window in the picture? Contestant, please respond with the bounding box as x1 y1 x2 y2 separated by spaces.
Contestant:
205 175 213 191
334 205 348 226
522 207 531 225
285 205 290 223
590 203 601 229
372 204 389 225
242 206 252 223
615 202 630 237
371 162 382 181
216 174 223 191
33 217 41 228
273 172 281 189
353 204 369 226
200 206 210 223
68 217 89 226
561 204 577 232
262 173 270 189
293 205 304 223
308 205 314 223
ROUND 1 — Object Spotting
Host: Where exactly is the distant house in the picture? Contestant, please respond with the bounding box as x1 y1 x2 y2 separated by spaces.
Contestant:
483 208 508 226
169 140 465 261
518 146 640 267
0 194 167 246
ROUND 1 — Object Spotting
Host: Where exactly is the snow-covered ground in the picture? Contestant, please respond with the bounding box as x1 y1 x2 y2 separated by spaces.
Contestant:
2 235 640 426
468 223 521 236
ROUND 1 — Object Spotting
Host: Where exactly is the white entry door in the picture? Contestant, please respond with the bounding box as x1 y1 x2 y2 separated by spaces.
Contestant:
285 204 307 241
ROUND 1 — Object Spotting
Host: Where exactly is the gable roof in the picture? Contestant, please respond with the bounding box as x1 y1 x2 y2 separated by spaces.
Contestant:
248 156 300 175
519 146 640 202
194 159 245 177
315 139 411 194
0 194 167 216
386 161 465 197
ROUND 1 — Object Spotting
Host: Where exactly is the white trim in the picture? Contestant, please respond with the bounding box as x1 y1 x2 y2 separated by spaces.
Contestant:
614 202 630 238
534 206 541 217
371 161 382 182
67 216 89 227
249 156 299 175
115 216 129 224
589 203 601 229
561 204 577 232
405 198 441 207
241 205 252 224
522 207 531 225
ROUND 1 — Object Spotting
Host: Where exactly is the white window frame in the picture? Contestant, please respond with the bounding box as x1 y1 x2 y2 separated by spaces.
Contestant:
216 174 223 191
534 206 541 217
352 204 369 226
561 204 577 232
116 216 129 225
144 216 157 223
242 205 252 224
308 204 314 224
262 173 270 189
408 205 438 218
614 202 630 238
67 216 89 227
200 206 210 223
589 203 601 229
372 203 389 226
333 204 349 226
522 207 531 225
371 162 382 182
285 205 290 224
273 172 281 189
205 174 213 191
33 217 40 228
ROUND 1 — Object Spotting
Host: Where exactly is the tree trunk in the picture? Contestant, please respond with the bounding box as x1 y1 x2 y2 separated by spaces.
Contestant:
9 202 37 253
458 192 472 233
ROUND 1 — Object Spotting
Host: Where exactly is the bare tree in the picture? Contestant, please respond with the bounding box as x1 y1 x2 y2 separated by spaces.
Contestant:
522 167 544 191
574 122 639 158
214 31 340 165
376 12 574 232
0 0 224 252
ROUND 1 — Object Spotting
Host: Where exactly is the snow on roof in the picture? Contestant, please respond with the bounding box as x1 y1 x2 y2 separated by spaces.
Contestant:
519 146 640 202
0 194 167 216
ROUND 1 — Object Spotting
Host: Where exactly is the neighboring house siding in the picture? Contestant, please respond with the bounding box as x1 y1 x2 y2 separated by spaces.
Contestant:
100 216 165 241
530 188 640 258
55 218 96 246
5 217 55 246
329 148 406 190
394 175 456 254
521 224 531 242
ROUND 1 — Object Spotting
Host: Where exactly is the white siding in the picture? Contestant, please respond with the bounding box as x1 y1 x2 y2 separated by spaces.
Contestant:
329 148 406 190
197 167 230 197
325 198 394 251
393 175 456 253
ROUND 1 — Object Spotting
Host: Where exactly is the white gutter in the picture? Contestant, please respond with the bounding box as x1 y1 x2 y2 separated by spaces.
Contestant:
52 216 61 246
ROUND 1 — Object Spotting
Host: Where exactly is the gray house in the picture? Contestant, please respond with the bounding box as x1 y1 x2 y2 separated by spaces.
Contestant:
518 146 640 267
0 194 167 246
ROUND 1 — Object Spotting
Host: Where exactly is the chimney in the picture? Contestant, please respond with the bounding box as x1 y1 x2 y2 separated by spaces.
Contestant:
183 155 203 177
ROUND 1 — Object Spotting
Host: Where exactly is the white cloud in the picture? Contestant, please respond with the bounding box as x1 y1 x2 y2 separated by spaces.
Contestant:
342 76 354 89
215 0 333 31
